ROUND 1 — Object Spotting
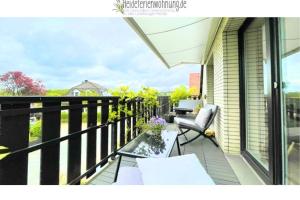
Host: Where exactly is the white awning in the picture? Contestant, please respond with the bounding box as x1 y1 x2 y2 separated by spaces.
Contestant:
125 17 221 68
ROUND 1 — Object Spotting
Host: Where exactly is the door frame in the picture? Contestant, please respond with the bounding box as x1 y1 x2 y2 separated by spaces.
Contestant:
238 18 282 185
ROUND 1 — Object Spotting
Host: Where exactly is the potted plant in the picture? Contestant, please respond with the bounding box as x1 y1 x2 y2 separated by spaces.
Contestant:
144 116 167 136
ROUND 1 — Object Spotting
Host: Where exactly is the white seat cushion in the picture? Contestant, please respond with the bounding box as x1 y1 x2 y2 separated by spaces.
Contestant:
195 108 212 130
114 167 143 185
174 117 202 131
174 117 193 125
136 154 215 185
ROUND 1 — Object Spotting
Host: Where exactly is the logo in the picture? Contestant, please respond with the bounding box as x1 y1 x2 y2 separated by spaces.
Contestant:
113 0 187 16
113 0 125 14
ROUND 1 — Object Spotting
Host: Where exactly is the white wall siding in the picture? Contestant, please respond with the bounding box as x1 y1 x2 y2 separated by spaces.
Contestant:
213 33 225 151
204 18 245 154
222 30 241 154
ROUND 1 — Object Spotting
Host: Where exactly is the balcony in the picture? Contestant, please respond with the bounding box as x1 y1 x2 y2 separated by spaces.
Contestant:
0 96 264 185
88 123 241 185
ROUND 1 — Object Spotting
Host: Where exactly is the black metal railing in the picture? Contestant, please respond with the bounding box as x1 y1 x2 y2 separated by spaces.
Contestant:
0 96 171 185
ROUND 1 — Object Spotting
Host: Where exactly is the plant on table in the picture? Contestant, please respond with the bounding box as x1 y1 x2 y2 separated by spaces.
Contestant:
143 116 167 135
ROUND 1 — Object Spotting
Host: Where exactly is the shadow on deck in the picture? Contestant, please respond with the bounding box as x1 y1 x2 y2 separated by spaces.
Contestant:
87 124 240 185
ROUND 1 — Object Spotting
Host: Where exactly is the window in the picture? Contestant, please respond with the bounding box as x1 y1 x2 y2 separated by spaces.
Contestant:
243 18 271 170
280 18 300 185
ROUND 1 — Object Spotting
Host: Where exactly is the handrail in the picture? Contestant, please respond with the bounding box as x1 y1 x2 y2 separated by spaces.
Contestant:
0 95 170 185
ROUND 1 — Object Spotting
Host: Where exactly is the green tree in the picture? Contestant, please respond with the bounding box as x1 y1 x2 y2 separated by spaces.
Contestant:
108 86 136 122
109 85 136 100
138 86 159 107
0 89 9 96
170 85 192 105
30 120 42 138
0 71 45 96
45 89 69 96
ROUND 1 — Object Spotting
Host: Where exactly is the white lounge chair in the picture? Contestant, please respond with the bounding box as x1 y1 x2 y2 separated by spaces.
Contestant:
175 104 219 147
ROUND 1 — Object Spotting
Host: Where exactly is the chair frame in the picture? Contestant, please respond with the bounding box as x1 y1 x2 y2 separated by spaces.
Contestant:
177 105 219 147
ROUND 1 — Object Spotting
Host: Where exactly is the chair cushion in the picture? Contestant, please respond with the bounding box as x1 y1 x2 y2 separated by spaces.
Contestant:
136 154 215 185
114 167 144 185
174 117 203 131
195 108 212 130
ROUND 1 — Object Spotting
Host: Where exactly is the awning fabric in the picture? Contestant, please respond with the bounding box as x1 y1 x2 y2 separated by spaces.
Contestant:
125 17 221 68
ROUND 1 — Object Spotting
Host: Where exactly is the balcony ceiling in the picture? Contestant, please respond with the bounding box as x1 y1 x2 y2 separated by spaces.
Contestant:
125 17 221 68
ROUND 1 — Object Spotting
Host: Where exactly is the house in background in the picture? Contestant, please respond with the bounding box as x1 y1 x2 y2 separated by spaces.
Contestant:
189 72 200 97
68 80 106 96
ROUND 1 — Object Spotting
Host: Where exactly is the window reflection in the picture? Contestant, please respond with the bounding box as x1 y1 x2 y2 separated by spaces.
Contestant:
281 18 300 185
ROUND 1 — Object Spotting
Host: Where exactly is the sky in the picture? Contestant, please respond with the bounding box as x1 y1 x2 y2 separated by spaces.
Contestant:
0 18 200 92
282 52 300 92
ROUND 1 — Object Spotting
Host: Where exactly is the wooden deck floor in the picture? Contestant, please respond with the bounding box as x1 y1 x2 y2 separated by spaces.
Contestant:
87 124 240 185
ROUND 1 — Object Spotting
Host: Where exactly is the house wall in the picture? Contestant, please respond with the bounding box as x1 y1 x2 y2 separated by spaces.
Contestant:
203 18 245 154
203 64 214 104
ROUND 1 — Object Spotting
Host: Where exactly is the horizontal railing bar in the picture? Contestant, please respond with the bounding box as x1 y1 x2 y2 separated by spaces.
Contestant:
7 122 110 156
6 114 136 157
0 99 144 117
0 102 110 117
0 96 120 104
0 96 144 104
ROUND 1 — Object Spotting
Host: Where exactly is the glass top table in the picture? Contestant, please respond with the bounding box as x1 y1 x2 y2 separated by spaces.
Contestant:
118 130 179 158
174 107 193 115
114 130 181 182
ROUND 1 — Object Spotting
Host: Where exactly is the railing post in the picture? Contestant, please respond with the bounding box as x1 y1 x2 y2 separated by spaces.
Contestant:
126 100 132 142
141 100 145 123
153 105 157 117
137 99 141 134
100 99 109 166
40 101 61 185
0 103 30 185
148 105 151 121
119 99 126 146
67 100 82 184
111 98 119 158
132 99 137 138
86 100 97 178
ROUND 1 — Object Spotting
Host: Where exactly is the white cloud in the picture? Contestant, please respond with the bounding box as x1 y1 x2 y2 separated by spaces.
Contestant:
0 18 201 92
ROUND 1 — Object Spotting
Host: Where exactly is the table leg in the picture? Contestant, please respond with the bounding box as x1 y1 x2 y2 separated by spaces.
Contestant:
176 136 181 155
113 155 122 182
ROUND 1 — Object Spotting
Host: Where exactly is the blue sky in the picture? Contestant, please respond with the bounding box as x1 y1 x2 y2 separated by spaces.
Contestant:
0 18 200 92
283 52 300 92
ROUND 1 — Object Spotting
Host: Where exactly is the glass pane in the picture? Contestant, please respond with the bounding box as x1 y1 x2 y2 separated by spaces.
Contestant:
280 18 300 185
119 130 177 158
244 18 270 170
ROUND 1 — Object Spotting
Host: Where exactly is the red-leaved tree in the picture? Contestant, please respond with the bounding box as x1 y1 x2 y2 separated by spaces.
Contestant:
0 71 46 96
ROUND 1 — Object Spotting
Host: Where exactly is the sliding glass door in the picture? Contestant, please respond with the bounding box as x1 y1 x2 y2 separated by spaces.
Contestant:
280 18 300 185
240 17 300 185
240 18 274 182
